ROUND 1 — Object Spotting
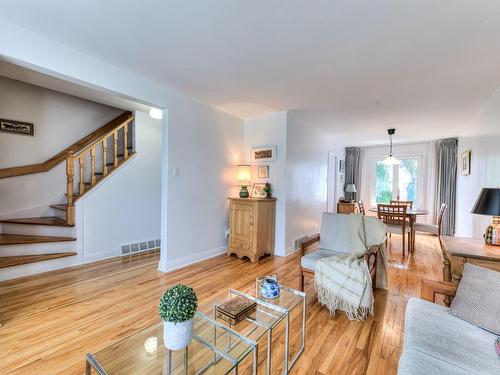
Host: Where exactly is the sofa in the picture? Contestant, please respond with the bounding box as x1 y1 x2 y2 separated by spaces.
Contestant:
398 280 500 374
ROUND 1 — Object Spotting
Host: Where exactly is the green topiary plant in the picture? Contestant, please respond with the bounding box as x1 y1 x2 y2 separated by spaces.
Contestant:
159 284 198 323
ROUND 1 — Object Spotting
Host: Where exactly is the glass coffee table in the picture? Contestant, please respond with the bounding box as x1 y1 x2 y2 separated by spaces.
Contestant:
86 311 257 375
212 281 306 375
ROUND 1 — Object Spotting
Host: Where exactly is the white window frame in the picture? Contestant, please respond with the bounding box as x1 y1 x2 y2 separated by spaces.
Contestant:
370 154 424 209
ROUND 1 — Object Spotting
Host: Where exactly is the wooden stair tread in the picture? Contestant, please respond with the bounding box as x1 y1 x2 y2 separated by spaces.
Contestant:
0 234 76 245
50 204 67 212
0 252 77 268
0 217 73 227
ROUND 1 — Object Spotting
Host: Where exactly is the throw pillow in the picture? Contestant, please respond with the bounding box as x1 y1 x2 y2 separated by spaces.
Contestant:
450 263 500 335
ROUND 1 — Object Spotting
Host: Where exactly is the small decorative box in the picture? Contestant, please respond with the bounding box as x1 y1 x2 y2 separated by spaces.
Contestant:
216 296 257 325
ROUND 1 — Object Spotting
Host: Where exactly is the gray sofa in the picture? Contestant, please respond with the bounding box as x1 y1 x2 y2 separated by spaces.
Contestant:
398 298 500 374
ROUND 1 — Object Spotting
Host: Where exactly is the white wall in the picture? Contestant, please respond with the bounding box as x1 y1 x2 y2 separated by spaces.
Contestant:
244 112 288 255
80 111 162 262
0 76 123 219
163 94 244 270
285 113 329 253
456 135 500 238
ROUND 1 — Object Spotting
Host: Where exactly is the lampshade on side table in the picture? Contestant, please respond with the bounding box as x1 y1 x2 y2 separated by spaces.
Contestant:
471 188 500 246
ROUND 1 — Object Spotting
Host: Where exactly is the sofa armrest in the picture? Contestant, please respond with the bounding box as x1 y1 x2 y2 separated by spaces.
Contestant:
421 279 457 303
300 233 320 256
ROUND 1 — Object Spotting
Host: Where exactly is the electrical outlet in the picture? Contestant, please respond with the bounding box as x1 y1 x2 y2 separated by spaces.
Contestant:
225 228 230 238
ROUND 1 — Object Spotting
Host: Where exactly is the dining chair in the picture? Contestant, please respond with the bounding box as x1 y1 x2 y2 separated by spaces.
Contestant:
358 200 366 215
377 204 411 256
414 203 447 236
390 200 413 209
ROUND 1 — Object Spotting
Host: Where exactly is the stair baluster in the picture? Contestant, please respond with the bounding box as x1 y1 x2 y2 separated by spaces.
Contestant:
79 156 85 194
66 151 75 225
102 139 108 176
90 147 96 185
123 124 128 159
113 130 118 167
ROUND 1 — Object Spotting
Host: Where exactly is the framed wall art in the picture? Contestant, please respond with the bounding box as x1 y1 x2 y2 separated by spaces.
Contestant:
251 183 267 198
257 165 269 179
461 150 471 176
251 146 277 163
0 118 34 136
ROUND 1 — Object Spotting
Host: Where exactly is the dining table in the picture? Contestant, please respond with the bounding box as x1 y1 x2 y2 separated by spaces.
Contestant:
368 207 429 252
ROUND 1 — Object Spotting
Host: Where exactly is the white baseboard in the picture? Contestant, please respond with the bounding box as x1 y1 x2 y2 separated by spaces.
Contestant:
159 246 226 273
285 246 299 256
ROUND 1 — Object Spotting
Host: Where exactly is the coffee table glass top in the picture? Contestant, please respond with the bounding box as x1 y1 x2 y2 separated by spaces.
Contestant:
255 278 303 311
87 312 255 375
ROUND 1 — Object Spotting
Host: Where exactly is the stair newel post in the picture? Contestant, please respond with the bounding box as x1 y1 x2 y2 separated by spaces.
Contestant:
102 138 108 176
123 124 128 160
113 130 118 168
90 147 96 186
65 151 75 226
79 155 85 194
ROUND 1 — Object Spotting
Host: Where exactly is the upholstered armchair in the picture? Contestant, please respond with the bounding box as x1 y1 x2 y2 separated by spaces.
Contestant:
299 213 381 292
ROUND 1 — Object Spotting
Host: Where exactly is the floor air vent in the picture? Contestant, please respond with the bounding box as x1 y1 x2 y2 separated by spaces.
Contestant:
121 238 160 255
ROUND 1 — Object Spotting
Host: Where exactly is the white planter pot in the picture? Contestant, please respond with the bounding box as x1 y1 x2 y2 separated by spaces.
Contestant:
163 319 194 351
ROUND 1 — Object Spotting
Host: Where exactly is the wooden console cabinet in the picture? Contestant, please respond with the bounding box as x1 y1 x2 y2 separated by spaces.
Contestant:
337 201 359 214
227 197 276 262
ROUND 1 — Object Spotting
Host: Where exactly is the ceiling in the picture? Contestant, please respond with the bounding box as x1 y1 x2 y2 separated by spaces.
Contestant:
1 0 499 144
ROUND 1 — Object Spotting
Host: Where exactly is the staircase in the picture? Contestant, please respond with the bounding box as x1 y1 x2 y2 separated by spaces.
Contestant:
0 111 135 270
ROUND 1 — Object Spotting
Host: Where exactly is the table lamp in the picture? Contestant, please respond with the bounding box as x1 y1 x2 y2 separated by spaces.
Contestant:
237 165 251 198
345 184 357 202
471 188 500 246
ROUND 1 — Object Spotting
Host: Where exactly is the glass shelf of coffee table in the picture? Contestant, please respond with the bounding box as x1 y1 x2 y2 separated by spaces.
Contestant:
86 311 256 375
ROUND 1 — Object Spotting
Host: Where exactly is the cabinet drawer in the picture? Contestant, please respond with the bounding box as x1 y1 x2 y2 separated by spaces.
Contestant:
229 239 251 251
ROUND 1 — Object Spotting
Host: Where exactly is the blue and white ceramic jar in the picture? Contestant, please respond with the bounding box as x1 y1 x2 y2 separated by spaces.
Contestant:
260 276 280 299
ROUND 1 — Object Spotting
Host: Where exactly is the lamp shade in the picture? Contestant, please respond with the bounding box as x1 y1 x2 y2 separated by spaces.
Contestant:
345 184 357 193
237 165 251 186
471 188 500 216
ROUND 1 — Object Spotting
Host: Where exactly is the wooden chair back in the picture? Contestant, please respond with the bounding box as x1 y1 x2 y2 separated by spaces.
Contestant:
437 203 447 235
377 204 407 225
358 200 366 215
390 200 413 209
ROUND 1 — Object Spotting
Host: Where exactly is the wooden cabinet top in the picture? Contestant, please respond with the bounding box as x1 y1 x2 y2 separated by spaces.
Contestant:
228 197 276 202
441 235 500 261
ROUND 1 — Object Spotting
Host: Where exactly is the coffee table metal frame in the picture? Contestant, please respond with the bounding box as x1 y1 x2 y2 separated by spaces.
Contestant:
85 311 258 375
254 277 306 373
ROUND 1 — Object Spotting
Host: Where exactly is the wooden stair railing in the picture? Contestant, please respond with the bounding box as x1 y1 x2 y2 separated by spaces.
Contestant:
0 111 133 179
65 117 134 225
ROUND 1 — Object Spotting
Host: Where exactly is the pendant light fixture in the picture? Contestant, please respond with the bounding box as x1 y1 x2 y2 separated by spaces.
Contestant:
382 128 400 165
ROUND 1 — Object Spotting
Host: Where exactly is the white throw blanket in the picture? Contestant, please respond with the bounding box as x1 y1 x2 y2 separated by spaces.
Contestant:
314 214 387 321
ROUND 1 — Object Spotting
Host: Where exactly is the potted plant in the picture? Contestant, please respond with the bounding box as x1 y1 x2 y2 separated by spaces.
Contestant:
159 284 198 350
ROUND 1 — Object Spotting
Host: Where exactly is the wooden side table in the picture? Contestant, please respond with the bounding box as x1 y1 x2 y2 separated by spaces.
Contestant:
440 236 500 284
337 202 359 214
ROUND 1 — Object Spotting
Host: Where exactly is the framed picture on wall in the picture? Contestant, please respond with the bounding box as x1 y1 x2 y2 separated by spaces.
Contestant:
0 118 34 136
257 165 269 179
251 146 277 163
339 160 345 173
461 150 471 176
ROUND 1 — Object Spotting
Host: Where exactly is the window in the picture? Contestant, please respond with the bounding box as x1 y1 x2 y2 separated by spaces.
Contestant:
372 156 422 208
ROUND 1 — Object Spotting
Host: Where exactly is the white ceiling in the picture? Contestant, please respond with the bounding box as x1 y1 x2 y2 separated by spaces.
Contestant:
1 0 499 144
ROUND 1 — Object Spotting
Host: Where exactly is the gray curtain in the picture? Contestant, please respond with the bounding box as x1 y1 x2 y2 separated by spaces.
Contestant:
436 138 458 235
345 147 363 200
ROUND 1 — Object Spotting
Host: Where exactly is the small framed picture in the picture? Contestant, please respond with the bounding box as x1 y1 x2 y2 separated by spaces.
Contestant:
0 118 34 136
257 165 269 179
251 183 267 198
461 150 471 175
339 160 345 173
251 146 277 163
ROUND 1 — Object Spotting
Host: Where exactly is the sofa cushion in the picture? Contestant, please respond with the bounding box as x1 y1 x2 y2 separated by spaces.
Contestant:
404 298 499 374
300 249 346 271
450 263 500 335
398 348 473 375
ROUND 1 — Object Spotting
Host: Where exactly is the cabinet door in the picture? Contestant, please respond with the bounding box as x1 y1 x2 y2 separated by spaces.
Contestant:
230 202 254 243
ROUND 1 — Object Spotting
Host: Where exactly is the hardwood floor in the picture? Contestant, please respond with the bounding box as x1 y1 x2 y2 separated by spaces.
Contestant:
0 235 443 375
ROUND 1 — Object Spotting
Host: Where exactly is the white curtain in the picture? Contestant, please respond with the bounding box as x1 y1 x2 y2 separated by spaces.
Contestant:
425 141 439 224
359 148 371 210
